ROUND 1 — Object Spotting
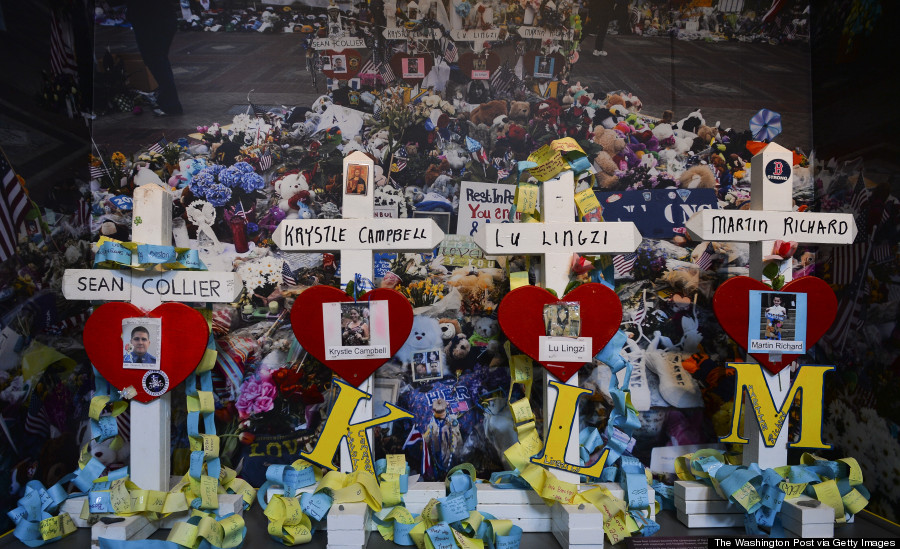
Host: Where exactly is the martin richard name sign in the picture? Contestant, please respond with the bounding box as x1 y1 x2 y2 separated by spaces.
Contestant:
685 210 857 244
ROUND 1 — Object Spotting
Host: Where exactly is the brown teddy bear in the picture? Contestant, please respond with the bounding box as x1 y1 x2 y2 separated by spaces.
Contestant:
696 125 718 144
469 100 509 125
424 159 451 187
508 101 530 123
606 93 626 108
678 165 717 189
592 151 619 188
592 126 626 155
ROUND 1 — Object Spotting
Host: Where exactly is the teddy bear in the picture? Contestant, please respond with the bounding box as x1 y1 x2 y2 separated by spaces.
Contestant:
678 165 717 189
592 126 626 155
508 101 530 123
592 151 619 188
674 108 705 134
439 318 462 342
443 142 470 173
396 316 445 365
606 93 626 108
426 174 458 203
367 128 390 162
488 115 512 149
274 172 315 218
424 159 451 188
468 316 502 367
468 100 509 126
444 333 475 371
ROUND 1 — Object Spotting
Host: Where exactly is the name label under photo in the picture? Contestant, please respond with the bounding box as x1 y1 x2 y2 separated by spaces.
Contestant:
539 336 593 362
326 345 390 360
749 339 804 352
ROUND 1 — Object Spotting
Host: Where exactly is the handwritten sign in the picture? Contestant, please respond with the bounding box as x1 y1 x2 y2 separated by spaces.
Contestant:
274 219 444 251
516 26 574 40
475 222 641 255
684 210 857 244
450 29 501 42
457 181 519 235
310 37 365 50
596 189 718 238
383 27 442 40
63 270 242 303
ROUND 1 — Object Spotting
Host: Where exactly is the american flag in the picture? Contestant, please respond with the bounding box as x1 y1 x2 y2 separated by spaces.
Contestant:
631 297 647 326
402 425 431 476
282 262 297 286
443 40 459 63
148 137 168 154
50 11 77 77
612 252 637 278
392 148 408 173
450 400 469 413
359 58 377 76
46 310 89 335
90 165 107 180
0 153 30 262
115 408 131 442
373 101 383 122
830 243 867 285
379 62 396 85
490 64 513 97
75 198 91 228
259 152 272 172
251 102 268 119
848 172 869 241
694 243 713 271
872 242 893 265
24 392 50 437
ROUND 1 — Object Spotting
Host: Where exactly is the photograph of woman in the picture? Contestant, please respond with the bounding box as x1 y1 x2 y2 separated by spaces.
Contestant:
341 304 370 346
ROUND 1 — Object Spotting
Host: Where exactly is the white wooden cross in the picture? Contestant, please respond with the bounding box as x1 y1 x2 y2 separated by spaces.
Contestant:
474 170 642 487
272 151 446 473
62 184 243 540
684 142 855 469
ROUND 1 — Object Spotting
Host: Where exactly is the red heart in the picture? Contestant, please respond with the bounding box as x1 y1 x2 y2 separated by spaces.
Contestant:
498 283 622 382
290 286 413 386
83 303 210 403
712 276 837 374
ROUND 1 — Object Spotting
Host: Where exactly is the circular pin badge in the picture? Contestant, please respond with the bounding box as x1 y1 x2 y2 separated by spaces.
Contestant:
765 158 791 185
142 370 170 397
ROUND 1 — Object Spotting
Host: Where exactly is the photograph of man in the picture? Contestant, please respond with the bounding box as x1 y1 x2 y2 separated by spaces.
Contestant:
346 164 368 195
125 326 156 365
332 55 347 74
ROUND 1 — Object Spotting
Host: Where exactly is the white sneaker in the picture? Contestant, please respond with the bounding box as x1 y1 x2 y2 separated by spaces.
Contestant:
592 49 608 56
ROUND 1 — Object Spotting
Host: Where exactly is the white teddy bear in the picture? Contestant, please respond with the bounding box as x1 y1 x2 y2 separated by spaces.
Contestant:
274 173 315 219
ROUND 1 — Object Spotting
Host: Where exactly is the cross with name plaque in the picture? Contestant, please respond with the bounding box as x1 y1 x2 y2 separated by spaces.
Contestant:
684 142 855 469
62 184 242 495
272 151 445 472
475 170 643 486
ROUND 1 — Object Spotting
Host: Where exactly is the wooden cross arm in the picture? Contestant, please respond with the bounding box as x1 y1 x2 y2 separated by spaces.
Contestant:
684 210 857 244
475 221 642 256
273 218 445 251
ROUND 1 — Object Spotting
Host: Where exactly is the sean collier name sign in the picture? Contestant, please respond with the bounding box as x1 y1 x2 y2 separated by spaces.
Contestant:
685 210 857 244
274 219 445 251
63 270 242 302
